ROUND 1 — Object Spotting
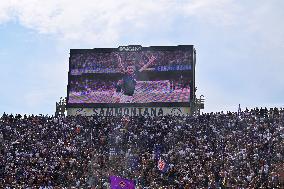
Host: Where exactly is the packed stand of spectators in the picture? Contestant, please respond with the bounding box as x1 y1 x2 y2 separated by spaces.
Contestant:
69 51 192 75
69 79 115 93
0 107 283 188
70 52 116 70
69 78 190 94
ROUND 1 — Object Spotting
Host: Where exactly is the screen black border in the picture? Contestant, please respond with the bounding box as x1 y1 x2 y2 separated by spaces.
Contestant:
67 45 195 108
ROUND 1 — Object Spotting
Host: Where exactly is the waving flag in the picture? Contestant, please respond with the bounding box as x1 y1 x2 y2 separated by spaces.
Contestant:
110 176 135 189
157 158 169 173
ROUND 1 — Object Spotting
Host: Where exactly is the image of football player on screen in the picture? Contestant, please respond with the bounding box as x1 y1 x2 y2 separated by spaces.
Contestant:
114 53 156 103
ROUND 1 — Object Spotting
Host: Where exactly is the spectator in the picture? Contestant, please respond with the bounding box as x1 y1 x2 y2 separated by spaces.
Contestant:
0 108 283 188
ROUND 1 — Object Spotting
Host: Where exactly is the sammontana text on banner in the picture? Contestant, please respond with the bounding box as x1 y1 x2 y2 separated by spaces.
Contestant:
67 107 190 117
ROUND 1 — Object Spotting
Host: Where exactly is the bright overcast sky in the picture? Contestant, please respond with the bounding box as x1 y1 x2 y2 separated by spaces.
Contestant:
0 0 283 115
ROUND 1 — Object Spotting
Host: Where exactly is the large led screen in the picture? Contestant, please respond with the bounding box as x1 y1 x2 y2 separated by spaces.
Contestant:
68 46 193 104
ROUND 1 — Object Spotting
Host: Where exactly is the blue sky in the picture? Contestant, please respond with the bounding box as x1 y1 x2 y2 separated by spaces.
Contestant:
0 0 283 115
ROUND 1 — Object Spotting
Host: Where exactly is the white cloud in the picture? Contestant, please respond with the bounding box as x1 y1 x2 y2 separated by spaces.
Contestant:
0 0 283 114
0 1 14 22
1 0 283 47
0 0 242 45
180 0 239 26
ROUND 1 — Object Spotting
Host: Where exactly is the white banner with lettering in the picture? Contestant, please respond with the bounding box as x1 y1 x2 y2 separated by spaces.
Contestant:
67 107 190 117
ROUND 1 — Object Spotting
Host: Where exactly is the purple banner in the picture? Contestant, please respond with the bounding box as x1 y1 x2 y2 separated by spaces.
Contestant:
110 176 135 189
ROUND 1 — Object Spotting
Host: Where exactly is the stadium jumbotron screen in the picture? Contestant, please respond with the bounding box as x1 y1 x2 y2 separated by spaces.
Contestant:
67 45 194 107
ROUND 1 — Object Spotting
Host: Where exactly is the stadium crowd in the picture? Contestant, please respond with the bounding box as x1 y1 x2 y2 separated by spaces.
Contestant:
70 50 191 74
69 78 190 94
0 108 283 188
69 79 115 93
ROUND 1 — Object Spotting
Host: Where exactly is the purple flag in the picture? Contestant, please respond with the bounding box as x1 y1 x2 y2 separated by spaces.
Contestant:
110 176 135 189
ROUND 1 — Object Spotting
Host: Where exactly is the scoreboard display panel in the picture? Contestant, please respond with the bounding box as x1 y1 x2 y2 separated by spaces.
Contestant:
67 45 194 107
